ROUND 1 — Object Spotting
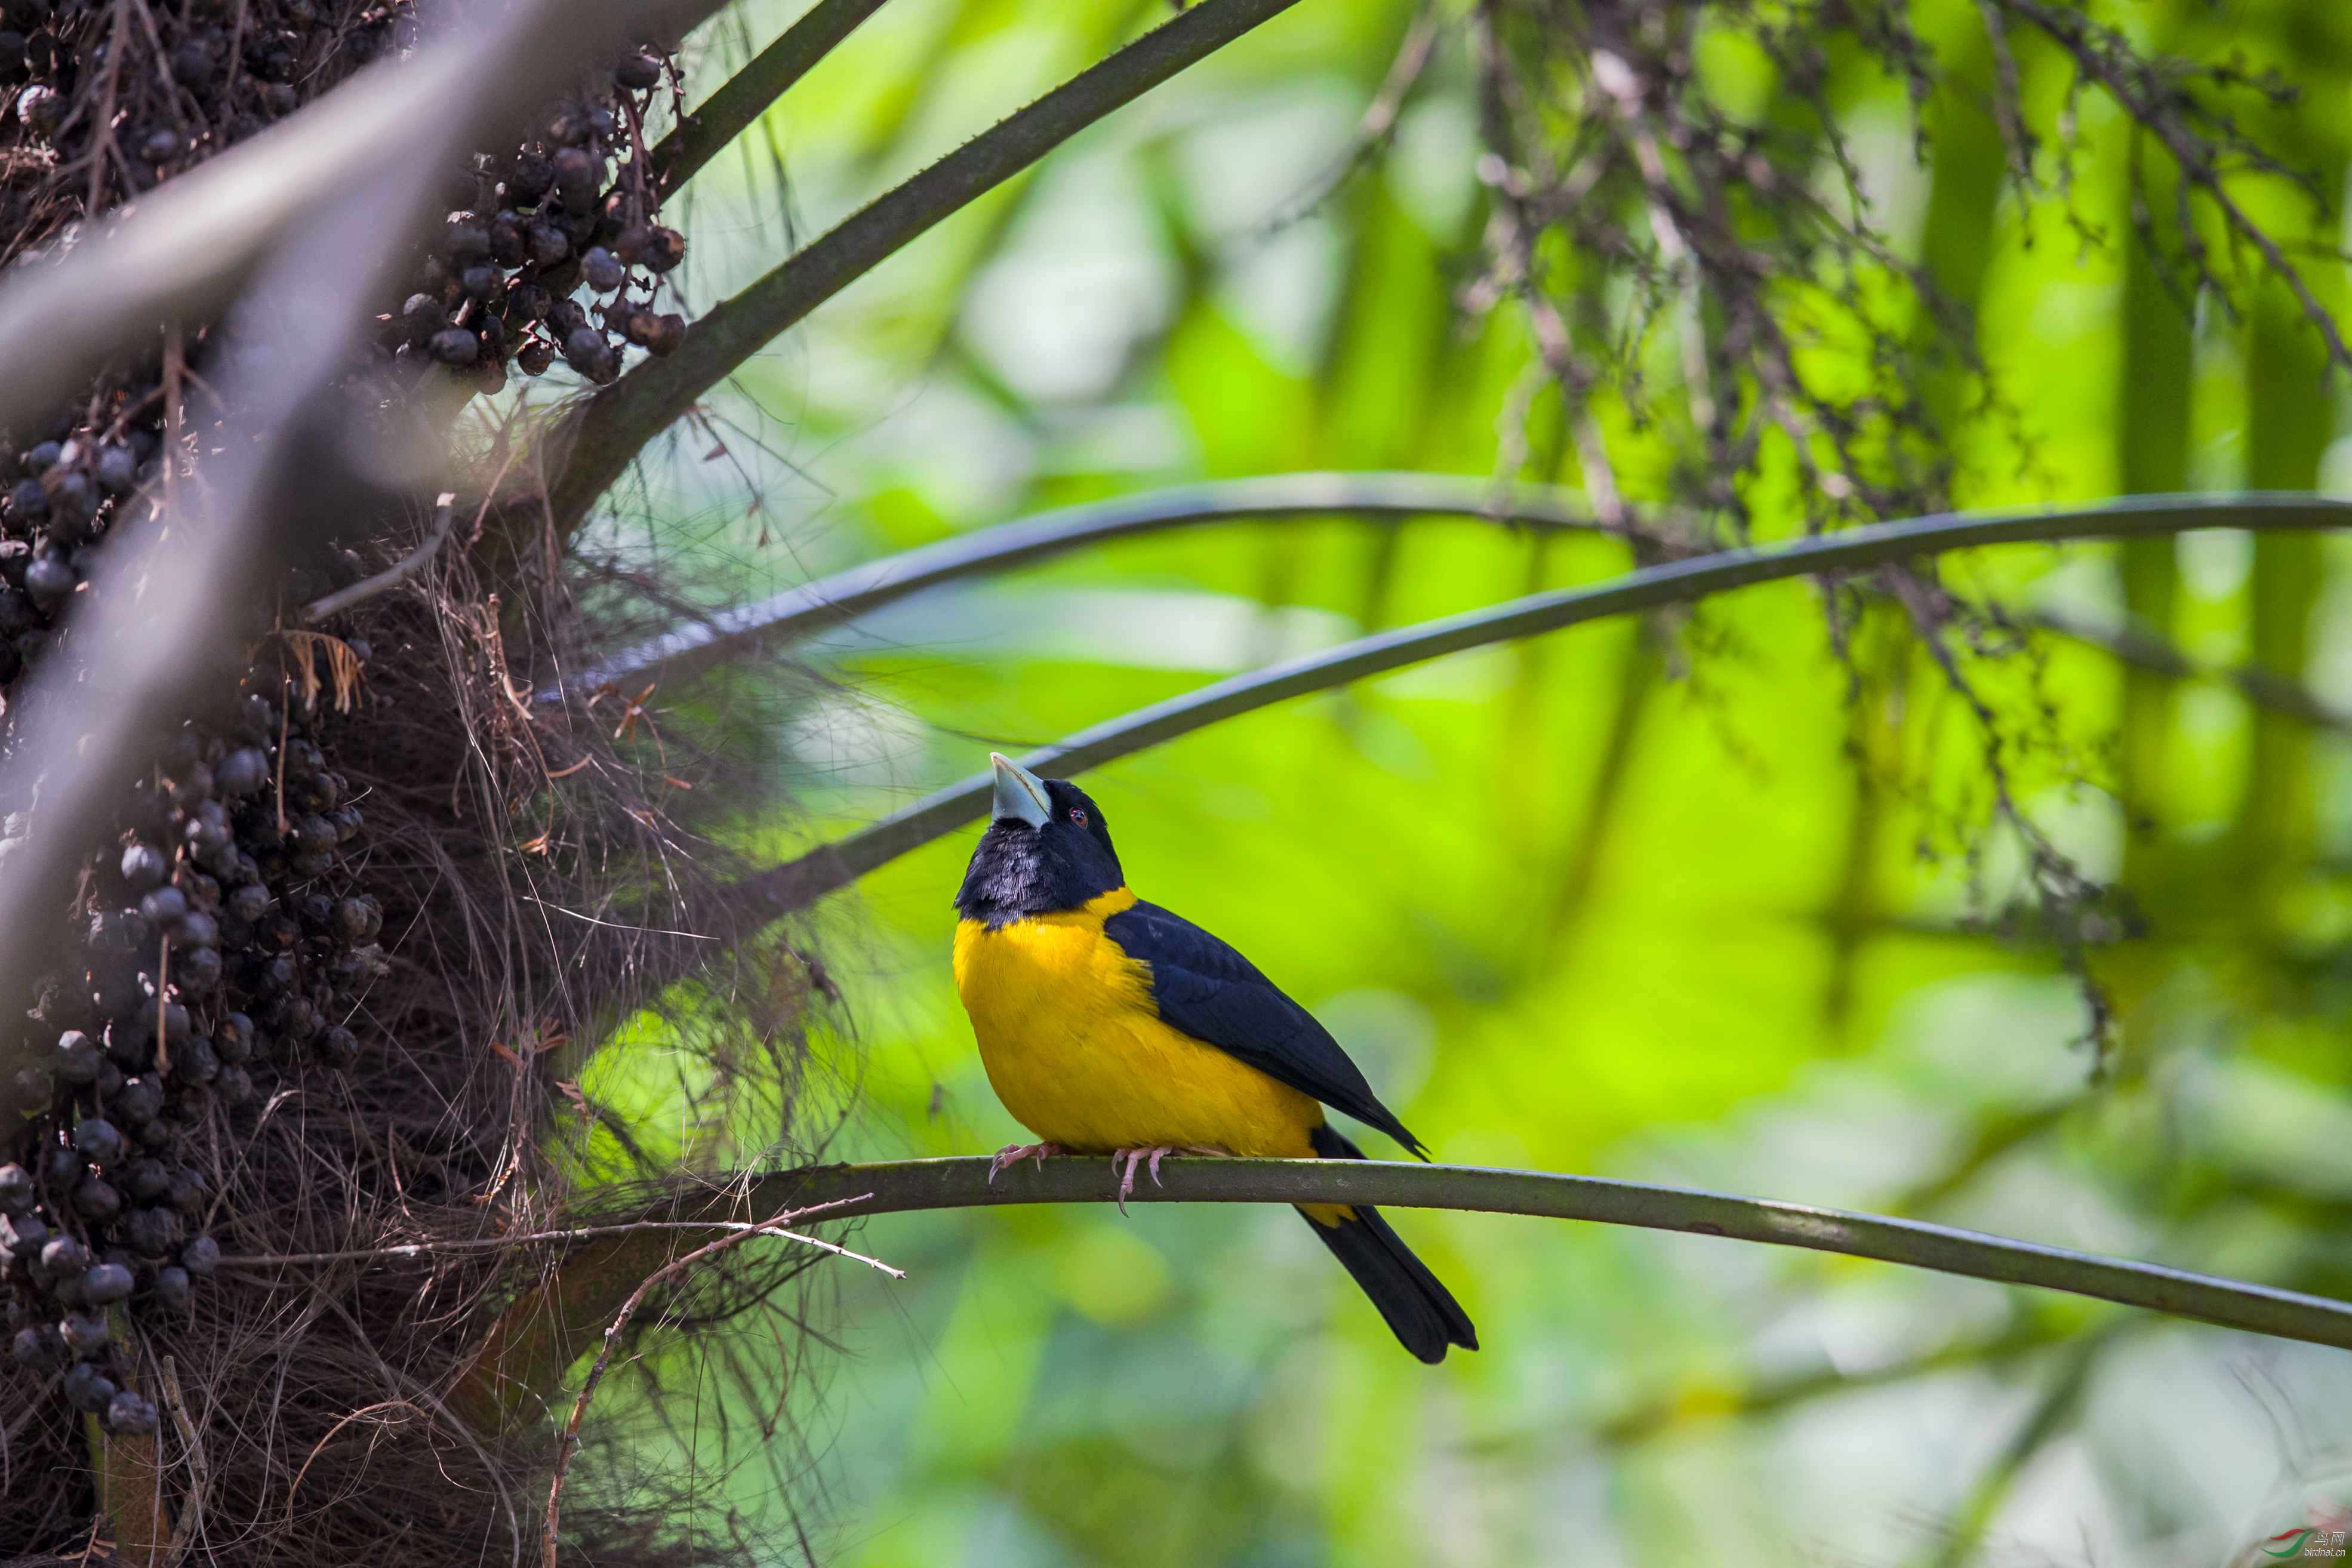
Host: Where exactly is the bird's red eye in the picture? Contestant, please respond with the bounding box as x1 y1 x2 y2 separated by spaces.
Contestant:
1067 808 1088 827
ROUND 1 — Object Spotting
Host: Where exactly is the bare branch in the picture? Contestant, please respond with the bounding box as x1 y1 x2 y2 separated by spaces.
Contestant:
301 492 458 624
537 0 1310 534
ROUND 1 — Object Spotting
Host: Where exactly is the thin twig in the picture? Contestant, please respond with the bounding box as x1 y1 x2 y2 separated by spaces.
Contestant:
538 1196 889 1568
301 492 458 623
223 1210 903 1271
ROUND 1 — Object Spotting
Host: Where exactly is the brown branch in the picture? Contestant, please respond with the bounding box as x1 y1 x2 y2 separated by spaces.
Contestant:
300 492 457 624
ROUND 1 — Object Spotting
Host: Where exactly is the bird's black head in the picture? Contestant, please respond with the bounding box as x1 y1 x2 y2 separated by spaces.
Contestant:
953 754 1125 926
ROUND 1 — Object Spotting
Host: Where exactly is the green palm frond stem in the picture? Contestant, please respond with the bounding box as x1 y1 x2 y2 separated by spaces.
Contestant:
568 492 2352 1049
540 472 1623 702
720 493 2352 914
538 0 1309 535
447 1155 2352 1433
645 0 892 195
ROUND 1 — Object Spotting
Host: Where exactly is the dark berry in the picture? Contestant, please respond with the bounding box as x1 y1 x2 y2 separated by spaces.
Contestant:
138 885 188 926
124 1206 178 1258
96 445 136 493
105 1390 159 1435
171 1035 218 1085
644 226 686 272
150 1264 190 1311
168 761 214 808
124 1158 168 1203
72 1175 122 1223
0 1163 27 1212
38 1234 88 1281
11 1323 64 1370
176 945 223 990
488 214 526 267
62 1363 115 1413
81 1261 134 1304
180 1234 219 1277
71 1117 124 1166
119 841 168 889
112 1076 162 1126
614 50 662 90
582 247 625 292
164 1166 207 1215
60 1312 111 1355
644 313 687 356
54 1030 99 1085
446 220 491 261
23 552 73 611
428 327 479 367
214 1013 255 1062
546 106 592 146
0 1212 46 1258
508 151 555 205
216 747 269 797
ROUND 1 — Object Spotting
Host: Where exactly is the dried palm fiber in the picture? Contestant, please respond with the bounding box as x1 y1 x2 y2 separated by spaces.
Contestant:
0 2 838 1562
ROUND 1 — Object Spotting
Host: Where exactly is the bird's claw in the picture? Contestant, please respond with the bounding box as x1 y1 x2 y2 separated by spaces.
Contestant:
987 1142 1060 1184
1107 1145 1224 1214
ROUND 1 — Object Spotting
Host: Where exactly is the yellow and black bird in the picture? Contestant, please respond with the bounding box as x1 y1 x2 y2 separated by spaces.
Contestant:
952 753 1477 1363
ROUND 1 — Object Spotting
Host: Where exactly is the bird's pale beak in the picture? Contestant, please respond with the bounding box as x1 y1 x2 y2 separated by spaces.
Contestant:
989 753 1051 828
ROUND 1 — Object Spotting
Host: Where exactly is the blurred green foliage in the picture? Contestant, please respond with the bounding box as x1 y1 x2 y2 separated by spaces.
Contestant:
577 0 2352 1561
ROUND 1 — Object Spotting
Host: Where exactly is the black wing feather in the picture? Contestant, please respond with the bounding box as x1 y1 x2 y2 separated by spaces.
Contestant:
1103 900 1425 1156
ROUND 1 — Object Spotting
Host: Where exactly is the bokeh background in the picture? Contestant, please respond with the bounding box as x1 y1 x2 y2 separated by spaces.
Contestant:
572 0 2352 1561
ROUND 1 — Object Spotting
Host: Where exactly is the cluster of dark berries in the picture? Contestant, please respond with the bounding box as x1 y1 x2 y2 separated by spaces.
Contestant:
4 685 384 1433
390 53 688 389
0 0 417 257
0 417 167 680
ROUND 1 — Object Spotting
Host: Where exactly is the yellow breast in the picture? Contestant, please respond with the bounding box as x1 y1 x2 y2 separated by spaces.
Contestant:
952 887 1321 1157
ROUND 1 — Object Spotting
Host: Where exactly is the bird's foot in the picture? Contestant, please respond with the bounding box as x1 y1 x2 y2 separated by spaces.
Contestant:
1107 1145 1227 1214
987 1142 1062 1184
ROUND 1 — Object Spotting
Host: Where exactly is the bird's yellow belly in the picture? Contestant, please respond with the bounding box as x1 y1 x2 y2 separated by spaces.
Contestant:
953 895 1320 1157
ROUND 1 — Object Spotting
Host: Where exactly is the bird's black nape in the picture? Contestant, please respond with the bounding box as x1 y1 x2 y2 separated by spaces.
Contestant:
955 777 1125 925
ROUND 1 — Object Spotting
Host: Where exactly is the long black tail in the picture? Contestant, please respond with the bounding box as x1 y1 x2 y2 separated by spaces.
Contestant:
1300 1124 1477 1363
